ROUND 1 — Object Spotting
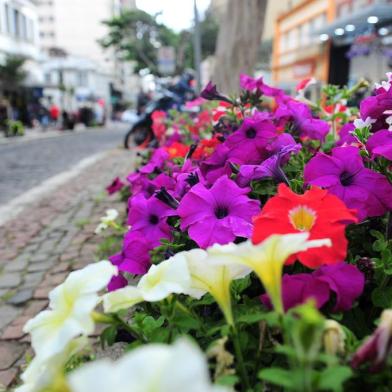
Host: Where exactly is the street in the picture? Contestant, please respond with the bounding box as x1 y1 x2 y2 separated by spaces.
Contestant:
0 126 129 205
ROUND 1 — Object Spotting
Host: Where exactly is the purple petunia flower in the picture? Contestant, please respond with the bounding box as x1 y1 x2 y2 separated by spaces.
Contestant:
106 177 125 195
127 172 176 199
261 273 330 311
107 274 128 292
225 113 278 165
336 123 357 147
261 262 364 312
200 81 233 104
139 148 169 175
236 142 301 187
200 143 236 184
366 130 392 161
314 263 365 312
109 231 152 276
177 176 260 248
351 309 392 372
240 74 284 97
360 87 392 131
304 146 392 220
173 161 207 199
127 193 176 246
275 98 330 141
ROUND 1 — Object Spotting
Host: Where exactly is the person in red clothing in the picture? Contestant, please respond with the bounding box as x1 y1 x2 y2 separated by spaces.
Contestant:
49 103 60 125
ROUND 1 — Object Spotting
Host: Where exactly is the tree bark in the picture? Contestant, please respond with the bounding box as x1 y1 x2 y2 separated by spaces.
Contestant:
212 0 267 93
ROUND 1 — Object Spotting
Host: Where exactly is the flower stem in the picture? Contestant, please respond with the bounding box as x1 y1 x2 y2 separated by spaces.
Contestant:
92 311 146 343
230 324 251 391
112 314 147 343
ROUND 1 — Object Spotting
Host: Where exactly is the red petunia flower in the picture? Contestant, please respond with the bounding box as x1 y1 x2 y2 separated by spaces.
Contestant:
193 136 222 160
252 184 358 268
164 141 189 159
151 110 167 140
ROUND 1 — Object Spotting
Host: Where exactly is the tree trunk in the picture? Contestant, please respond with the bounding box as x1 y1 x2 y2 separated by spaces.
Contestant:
212 0 267 94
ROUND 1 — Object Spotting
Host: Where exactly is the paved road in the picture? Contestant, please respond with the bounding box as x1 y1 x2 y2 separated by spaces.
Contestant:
0 125 129 205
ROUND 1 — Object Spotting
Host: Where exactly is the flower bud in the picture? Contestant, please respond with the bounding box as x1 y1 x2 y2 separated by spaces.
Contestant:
323 319 346 355
352 309 392 372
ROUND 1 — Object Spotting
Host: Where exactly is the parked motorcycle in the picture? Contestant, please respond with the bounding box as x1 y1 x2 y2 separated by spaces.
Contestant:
124 89 190 149
124 71 197 149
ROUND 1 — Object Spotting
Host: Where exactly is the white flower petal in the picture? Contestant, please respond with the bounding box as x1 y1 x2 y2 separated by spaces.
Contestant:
103 286 143 313
67 338 229 392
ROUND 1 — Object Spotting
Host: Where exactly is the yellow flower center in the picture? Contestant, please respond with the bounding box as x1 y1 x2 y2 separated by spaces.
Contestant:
289 205 317 231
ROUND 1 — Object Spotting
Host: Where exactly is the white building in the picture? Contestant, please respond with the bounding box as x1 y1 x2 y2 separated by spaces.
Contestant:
0 0 41 86
34 0 138 105
42 55 112 111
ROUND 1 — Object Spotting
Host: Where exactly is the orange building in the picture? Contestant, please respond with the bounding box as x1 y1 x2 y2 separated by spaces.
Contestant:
272 0 392 92
272 0 335 91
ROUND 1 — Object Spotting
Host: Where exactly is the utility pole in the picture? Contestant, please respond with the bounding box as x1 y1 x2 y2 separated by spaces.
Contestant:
193 0 202 92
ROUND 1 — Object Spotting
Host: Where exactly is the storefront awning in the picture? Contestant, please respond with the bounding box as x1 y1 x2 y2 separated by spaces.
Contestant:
315 3 392 43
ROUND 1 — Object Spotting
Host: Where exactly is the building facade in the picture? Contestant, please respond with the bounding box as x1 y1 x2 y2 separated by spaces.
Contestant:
272 0 333 91
34 0 137 109
273 0 392 92
0 0 41 85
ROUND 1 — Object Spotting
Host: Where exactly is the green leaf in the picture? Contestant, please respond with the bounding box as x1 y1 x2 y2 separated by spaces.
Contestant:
215 374 239 387
371 286 392 308
258 368 296 389
317 366 352 391
171 313 201 330
100 325 117 348
235 304 276 326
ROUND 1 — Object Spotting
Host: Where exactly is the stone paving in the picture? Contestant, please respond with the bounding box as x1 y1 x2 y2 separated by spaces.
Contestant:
0 148 134 389
0 124 128 205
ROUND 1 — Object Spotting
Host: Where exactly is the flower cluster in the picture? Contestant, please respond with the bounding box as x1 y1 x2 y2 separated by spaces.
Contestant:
17 73 392 392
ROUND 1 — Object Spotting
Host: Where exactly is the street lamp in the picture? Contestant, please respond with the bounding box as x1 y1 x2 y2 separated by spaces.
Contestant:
367 16 379 24
193 0 202 93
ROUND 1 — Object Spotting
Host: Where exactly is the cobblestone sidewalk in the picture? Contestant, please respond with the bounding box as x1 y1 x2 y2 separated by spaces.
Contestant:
0 148 134 389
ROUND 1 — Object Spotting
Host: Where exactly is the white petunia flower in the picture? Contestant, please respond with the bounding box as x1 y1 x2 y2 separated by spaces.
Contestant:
374 80 391 92
208 233 331 314
24 260 117 361
353 116 376 130
103 247 250 321
95 209 119 234
103 252 191 313
15 337 88 392
67 338 230 392
386 115 392 131
182 248 251 324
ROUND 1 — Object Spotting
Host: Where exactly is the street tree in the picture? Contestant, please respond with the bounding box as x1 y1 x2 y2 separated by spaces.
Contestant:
100 10 178 75
213 0 267 93
0 56 26 92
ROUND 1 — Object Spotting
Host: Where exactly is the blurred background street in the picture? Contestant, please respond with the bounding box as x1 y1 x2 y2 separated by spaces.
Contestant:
0 0 391 388
0 124 128 205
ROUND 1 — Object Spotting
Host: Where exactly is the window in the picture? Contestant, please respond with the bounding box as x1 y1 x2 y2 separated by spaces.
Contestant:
337 3 351 17
13 9 20 37
4 4 10 34
312 13 326 31
45 72 52 84
287 28 299 50
352 0 371 12
21 14 27 40
27 18 34 42
300 22 310 46
77 71 88 87
280 32 287 53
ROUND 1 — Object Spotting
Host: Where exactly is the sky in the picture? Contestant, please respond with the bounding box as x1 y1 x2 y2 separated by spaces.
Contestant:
136 0 212 32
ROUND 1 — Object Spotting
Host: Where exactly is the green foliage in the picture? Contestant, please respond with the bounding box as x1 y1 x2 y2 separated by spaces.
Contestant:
100 9 218 74
100 10 178 74
5 119 24 137
0 56 26 88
